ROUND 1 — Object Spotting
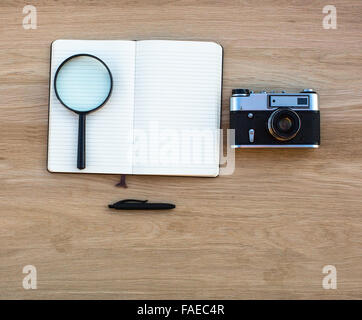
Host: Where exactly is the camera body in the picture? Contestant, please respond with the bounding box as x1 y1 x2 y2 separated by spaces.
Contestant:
230 89 320 148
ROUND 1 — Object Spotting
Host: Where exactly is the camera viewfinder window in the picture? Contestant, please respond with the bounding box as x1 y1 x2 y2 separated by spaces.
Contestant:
297 97 308 105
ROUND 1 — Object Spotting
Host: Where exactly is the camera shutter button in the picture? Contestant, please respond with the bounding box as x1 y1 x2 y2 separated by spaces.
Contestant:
301 88 316 93
249 129 255 143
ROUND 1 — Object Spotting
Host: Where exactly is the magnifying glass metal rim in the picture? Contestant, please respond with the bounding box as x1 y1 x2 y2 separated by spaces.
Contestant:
54 53 113 114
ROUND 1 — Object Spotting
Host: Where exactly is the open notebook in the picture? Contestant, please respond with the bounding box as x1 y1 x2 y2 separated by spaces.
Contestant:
48 40 222 176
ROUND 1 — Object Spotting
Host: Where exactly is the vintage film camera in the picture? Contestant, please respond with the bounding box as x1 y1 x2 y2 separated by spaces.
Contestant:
230 89 320 148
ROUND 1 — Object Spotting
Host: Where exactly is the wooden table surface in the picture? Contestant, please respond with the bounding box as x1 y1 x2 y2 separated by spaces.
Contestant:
1 0 362 299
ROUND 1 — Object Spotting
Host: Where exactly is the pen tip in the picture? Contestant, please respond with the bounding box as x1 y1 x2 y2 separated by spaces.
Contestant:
108 204 114 208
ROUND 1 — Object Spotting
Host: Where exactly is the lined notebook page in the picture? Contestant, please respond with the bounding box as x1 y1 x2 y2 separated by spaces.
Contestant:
48 40 135 174
133 41 222 176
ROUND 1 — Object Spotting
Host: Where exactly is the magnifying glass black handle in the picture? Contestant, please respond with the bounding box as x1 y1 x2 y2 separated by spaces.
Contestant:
77 113 86 169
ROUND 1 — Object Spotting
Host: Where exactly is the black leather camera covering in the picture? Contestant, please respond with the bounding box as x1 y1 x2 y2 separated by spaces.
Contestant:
230 110 320 145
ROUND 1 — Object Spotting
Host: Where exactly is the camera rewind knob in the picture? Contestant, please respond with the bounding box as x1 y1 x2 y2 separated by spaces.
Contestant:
232 89 250 95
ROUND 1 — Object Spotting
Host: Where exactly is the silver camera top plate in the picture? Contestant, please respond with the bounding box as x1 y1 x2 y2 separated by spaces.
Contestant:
230 90 319 111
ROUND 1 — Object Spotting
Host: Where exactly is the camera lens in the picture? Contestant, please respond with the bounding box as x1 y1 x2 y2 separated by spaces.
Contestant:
268 108 301 141
277 117 293 132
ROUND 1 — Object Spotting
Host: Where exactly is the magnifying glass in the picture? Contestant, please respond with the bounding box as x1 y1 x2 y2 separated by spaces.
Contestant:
54 54 113 169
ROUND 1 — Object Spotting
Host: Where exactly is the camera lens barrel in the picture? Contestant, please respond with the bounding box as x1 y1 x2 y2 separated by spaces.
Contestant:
268 108 301 141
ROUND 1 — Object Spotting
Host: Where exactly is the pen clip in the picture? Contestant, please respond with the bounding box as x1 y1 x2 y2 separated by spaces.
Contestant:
117 199 148 204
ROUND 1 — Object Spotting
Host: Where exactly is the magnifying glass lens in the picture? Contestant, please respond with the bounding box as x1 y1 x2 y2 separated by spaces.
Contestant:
55 56 112 112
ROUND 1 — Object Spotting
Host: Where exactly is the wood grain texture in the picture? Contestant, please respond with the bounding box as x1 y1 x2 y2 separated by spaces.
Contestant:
1 0 362 299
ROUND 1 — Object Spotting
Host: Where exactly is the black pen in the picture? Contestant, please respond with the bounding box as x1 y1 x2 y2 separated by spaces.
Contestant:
108 199 175 210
